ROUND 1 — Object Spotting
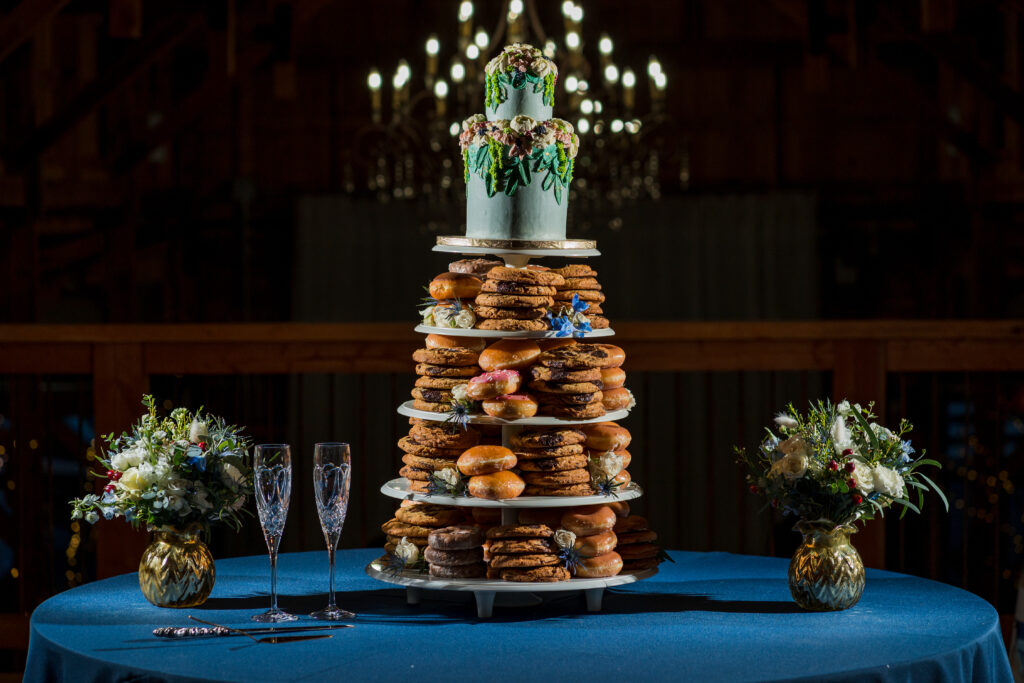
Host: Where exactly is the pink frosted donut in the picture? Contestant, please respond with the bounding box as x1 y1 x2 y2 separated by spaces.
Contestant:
466 370 521 400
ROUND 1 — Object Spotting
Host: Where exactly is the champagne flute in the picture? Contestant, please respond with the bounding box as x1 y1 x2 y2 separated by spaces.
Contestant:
310 442 355 620
252 444 298 623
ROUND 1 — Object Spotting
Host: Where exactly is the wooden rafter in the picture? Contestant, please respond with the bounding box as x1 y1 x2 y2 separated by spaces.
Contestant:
0 0 71 65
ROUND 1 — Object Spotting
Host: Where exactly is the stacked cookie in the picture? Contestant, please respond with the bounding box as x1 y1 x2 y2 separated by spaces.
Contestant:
425 525 486 579
398 420 480 493
510 427 594 496
485 524 570 582
382 501 467 554
562 504 623 578
473 266 565 332
411 342 482 413
551 263 608 329
530 342 627 419
613 515 661 571
582 422 633 490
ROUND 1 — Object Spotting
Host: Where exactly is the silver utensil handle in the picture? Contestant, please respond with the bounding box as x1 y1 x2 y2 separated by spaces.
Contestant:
153 626 231 638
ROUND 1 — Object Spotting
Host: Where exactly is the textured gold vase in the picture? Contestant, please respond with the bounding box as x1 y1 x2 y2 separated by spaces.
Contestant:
788 519 865 611
138 522 215 608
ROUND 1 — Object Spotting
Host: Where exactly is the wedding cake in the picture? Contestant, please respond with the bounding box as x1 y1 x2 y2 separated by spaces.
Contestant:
459 43 580 242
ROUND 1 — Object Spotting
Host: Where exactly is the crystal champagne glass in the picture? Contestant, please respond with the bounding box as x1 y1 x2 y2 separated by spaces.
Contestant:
310 442 355 620
252 444 297 622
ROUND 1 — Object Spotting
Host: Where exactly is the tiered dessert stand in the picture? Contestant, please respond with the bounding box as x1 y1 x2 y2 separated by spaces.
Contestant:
365 238 657 619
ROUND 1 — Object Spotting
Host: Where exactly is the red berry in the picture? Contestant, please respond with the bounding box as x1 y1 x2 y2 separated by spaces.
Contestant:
104 483 116 493
847 478 857 488
842 448 853 456
852 494 863 504
770 498 779 508
828 461 839 471
110 471 122 481
198 441 207 450
844 462 856 473
749 485 759 494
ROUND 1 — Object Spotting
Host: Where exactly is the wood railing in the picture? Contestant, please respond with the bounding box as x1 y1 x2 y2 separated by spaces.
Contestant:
2 320 1023 650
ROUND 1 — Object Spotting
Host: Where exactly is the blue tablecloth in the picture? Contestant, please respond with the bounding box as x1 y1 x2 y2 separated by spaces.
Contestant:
26 549 1012 683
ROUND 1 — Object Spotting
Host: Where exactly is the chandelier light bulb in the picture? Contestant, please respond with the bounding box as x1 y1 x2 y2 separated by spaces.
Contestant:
474 30 488 48
434 80 449 98
544 40 557 57
466 44 480 59
571 5 584 21
577 78 589 92
396 61 411 82
562 1 574 17
450 61 466 83
459 1 474 21
565 75 579 92
367 69 382 91
611 119 624 133
577 118 590 134
647 56 662 78
509 0 524 16
622 68 636 88
580 99 594 114
593 100 603 114
449 122 460 136
599 35 613 55
604 64 619 82
426 36 440 56
654 72 667 90
393 72 406 89
566 32 580 49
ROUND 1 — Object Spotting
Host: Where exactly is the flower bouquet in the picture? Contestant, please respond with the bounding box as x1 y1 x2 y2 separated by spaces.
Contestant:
735 400 947 611
69 395 253 607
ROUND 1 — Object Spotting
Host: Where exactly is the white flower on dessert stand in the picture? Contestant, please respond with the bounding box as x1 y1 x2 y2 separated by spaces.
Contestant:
453 308 475 329
436 467 459 488
589 451 624 480
853 461 876 494
394 537 419 564
553 529 577 550
510 114 538 135
872 466 906 498
451 384 469 401
462 113 485 131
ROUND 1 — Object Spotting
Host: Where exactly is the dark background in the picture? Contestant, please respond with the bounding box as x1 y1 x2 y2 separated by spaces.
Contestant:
3 0 1024 675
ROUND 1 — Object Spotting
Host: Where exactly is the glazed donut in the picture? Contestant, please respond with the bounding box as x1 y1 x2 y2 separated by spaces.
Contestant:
561 504 617 536
588 448 631 470
613 469 631 486
574 551 623 578
593 344 625 368
482 393 538 419
602 387 632 411
537 338 577 351
574 529 618 558
606 501 631 518
467 470 525 499
466 370 521 400
600 367 626 389
426 333 486 353
583 423 631 451
457 445 517 475
429 272 482 301
479 339 542 371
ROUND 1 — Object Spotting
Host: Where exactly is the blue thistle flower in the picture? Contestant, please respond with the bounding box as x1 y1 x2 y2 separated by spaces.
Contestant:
570 293 590 314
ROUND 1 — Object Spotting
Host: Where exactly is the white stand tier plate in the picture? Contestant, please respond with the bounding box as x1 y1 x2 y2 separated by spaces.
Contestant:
366 557 657 618
381 477 643 508
398 401 629 425
433 241 600 261
414 324 615 339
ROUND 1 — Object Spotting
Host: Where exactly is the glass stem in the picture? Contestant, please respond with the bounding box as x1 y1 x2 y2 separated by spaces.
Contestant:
327 546 336 609
270 547 278 612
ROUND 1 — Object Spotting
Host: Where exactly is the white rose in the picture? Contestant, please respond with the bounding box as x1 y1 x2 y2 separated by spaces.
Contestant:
769 453 808 480
486 52 510 75
432 306 456 327
189 420 209 444
531 57 554 78
462 113 485 132
872 466 906 498
853 461 876 494
436 467 459 487
774 413 799 429
221 463 245 489
779 436 812 458
109 450 133 471
421 305 436 325
870 423 896 442
566 135 579 159
534 126 557 147
190 486 213 512
394 537 419 564
451 384 469 401
453 308 475 329
553 529 576 550
120 467 147 492
510 114 537 134
625 389 637 410
550 118 573 135
837 400 852 416
588 451 624 480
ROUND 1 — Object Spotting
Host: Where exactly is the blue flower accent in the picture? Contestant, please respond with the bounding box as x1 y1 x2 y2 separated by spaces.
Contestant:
899 440 915 464
570 293 590 314
187 451 207 473
125 509 137 523
101 490 117 505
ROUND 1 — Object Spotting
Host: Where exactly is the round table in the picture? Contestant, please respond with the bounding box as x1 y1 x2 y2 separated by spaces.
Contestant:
26 549 1012 683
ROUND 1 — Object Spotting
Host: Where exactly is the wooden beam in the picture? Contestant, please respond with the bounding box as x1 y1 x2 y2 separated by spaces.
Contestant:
0 0 71 65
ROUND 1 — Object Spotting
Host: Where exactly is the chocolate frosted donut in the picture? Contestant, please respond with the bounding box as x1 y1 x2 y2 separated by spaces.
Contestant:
429 563 487 578
427 525 484 550
424 546 485 566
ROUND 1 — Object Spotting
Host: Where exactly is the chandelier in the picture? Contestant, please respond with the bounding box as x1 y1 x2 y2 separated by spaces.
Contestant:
349 0 676 232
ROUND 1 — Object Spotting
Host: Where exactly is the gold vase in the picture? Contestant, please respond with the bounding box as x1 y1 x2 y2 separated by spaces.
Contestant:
787 519 865 611
138 522 216 608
